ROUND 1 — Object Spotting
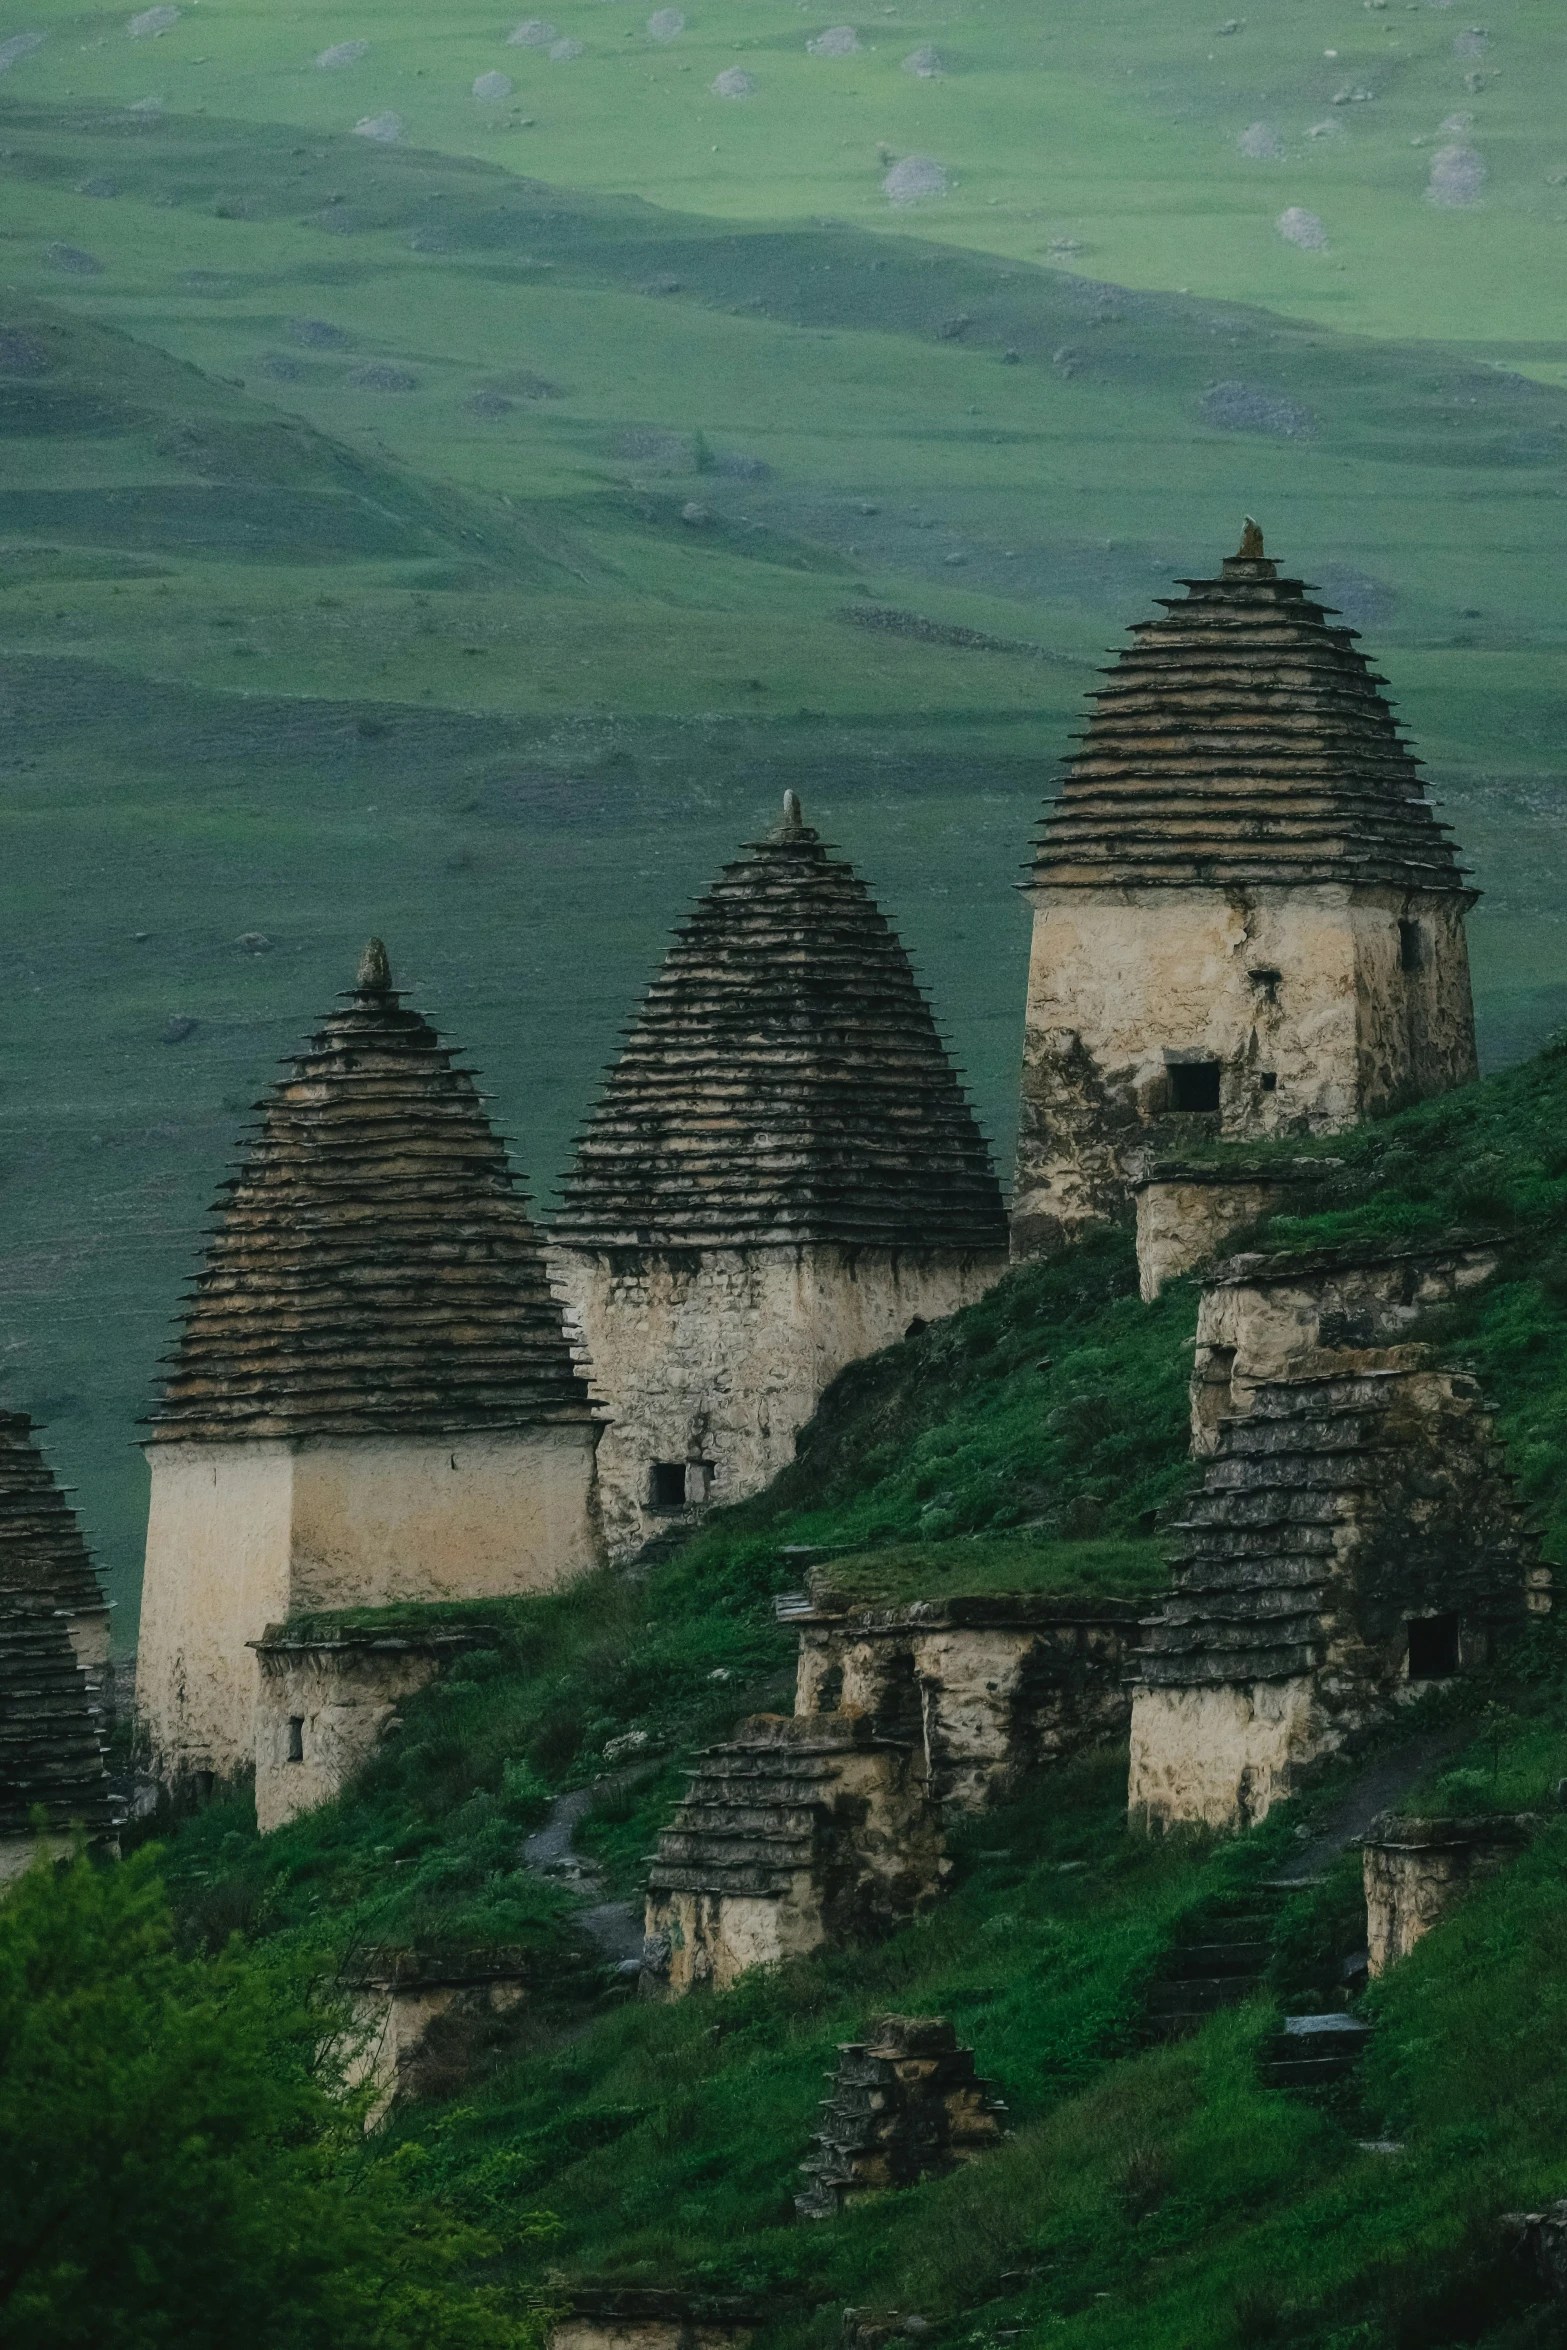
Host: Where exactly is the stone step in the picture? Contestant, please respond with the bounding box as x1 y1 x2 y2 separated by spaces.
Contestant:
1260 2014 1370 2091
1145 1975 1261 2016
1160 1938 1273 1975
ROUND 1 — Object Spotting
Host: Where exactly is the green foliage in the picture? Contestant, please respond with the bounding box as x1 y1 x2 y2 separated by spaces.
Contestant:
0 1846 549 2349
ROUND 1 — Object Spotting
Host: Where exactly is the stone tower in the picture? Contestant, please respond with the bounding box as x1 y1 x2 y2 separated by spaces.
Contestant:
550 795 1009 1560
1011 524 1478 1259
0 1414 117 1887
137 942 599 1794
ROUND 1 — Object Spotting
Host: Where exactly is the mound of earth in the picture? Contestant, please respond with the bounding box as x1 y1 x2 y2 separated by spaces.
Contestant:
0 32 46 71
1239 121 1285 159
353 110 401 141
128 5 179 34
1200 380 1316 437
902 45 942 75
647 10 684 39
711 67 754 96
807 27 859 55
883 155 947 202
473 71 513 99
467 390 513 419
316 40 367 68
551 39 583 60
77 175 119 197
1277 205 1327 249
257 352 312 381
617 426 696 470
508 18 556 45
45 245 103 275
1429 144 1485 205
289 317 350 347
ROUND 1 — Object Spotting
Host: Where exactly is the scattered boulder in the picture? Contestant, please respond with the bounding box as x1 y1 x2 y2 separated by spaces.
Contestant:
289 317 350 348
883 155 947 204
507 18 556 45
353 111 402 142
160 1017 198 1046
315 39 367 68
711 67 754 96
1428 143 1485 205
1276 205 1327 249
901 45 943 76
618 426 696 471
45 245 103 276
235 932 272 956
472 69 513 99
680 501 712 526
258 352 311 381
1307 117 1343 138
1238 121 1285 159
715 451 770 479
127 94 162 112
77 175 119 197
550 38 583 60
647 8 684 38
128 5 180 34
807 25 860 54
1453 26 1487 56
349 362 418 391
0 31 46 71
1200 380 1317 438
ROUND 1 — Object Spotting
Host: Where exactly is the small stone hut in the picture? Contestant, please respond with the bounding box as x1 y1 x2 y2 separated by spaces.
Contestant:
1012 523 1478 1260
785 1582 1140 1811
551 795 1008 1560
137 942 599 1796
796 2014 1005 2220
1362 1812 1537 1978
1129 1243 1544 1832
0 1415 117 1888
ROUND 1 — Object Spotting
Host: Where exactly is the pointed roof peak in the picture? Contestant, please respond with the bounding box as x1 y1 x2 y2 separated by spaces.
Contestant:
763 788 821 850
1221 516 1278 580
356 936 393 993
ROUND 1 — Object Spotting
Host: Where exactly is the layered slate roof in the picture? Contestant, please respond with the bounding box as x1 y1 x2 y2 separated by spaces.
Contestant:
0 1413 109 1621
1032 523 1469 895
148 943 592 1444
553 796 1008 1252
0 1415 115 1844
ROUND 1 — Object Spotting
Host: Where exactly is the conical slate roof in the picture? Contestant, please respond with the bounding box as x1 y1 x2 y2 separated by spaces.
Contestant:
0 1413 108 1620
0 1415 114 1844
553 797 1008 1253
1032 523 1469 894
148 943 592 1444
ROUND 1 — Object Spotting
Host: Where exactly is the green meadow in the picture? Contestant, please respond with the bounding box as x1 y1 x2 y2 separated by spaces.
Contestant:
0 0 1566 1610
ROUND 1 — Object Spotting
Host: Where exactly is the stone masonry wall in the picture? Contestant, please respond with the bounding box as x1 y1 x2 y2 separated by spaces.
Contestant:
1362 1813 1537 1976
252 1628 485 1834
553 1244 1003 1562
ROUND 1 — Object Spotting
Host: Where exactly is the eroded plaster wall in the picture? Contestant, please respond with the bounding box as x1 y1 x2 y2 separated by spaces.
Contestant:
1127 1679 1319 1832
253 1643 446 1834
553 1244 1003 1560
1013 883 1476 1258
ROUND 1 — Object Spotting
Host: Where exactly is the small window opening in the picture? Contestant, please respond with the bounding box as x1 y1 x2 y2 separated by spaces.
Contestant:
649 1461 689 1511
1399 919 1423 973
1407 1613 1459 1680
1259 1071 1278 1094
286 1716 305 1764
1169 1060 1222 1114
1248 967 1282 1003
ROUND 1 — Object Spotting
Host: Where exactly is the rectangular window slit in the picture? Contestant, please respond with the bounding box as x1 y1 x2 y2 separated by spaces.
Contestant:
287 1716 305 1764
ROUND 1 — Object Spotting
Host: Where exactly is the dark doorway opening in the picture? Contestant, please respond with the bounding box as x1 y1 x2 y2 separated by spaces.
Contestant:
1399 919 1423 973
1407 1613 1460 1680
649 1461 689 1510
1170 1061 1222 1114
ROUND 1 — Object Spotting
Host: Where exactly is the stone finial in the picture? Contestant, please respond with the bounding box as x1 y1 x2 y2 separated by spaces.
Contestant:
1237 516 1266 560
357 937 392 992
779 789 805 836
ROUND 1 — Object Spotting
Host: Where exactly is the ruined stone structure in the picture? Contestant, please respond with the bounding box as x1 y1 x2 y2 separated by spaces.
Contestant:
1131 1156 1338 1303
1012 524 1478 1261
796 2014 1005 2219
784 1583 1140 1811
1362 1812 1537 1977
137 942 598 1794
251 1617 494 1834
0 1415 117 1888
551 795 1008 1561
335 1943 537 2124
643 1714 946 1996
1129 1243 1543 1832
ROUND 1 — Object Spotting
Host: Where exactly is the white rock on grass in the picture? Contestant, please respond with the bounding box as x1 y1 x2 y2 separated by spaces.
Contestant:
127 93 163 111
1307 118 1343 138
353 110 402 141
1276 205 1327 249
883 154 947 203
807 25 859 54
0 31 45 71
710 66 754 95
473 70 513 98
128 5 179 34
316 40 367 68
1428 143 1485 204
901 45 942 75
550 38 583 60
647 9 684 39
508 18 556 45
1238 121 1284 159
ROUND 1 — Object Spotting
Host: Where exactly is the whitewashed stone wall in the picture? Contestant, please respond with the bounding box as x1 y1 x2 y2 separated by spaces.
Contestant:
551 1244 1003 1561
138 1425 599 1788
1013 883 1476 1257
251 1633 457 1834
1362 1814 1536 1976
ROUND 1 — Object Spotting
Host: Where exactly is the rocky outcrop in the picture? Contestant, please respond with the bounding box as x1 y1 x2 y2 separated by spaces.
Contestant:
796 2015 1005 2219
785 1584 1140 1811
643 1715 946 1996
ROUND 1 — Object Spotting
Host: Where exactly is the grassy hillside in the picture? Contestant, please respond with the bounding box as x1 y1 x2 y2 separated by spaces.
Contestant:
144 1037 1567 2346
